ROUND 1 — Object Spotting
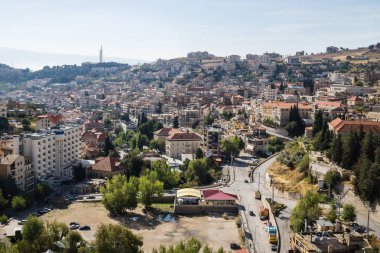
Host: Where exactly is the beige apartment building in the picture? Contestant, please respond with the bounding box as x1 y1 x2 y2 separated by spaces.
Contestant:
166 132 203 159
0 155 34 192
260 102 312 127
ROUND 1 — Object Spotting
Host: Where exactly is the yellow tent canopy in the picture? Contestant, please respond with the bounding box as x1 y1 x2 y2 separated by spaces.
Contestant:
176 188 201 198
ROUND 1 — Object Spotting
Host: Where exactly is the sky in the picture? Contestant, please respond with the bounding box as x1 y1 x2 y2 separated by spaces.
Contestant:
0 0 379 62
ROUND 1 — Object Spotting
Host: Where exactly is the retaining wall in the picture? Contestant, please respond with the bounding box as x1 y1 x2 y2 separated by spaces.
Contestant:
174 205 238 214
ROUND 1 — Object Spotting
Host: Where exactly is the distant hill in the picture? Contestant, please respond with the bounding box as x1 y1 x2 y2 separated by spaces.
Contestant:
0 47 148 70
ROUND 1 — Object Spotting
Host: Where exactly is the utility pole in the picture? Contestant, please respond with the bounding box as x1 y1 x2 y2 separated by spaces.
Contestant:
365 201 370 238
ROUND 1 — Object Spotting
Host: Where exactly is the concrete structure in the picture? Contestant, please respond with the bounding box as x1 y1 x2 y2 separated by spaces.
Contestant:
0 101 7 118
36 114 64 130
22 125 81 182
204 125 223 157
165 131 203 159
0 155 34 192
259 102 312 127
178 109 200 128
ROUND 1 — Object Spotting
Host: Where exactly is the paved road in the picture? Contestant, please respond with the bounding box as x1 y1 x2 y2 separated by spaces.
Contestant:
222 155 296 253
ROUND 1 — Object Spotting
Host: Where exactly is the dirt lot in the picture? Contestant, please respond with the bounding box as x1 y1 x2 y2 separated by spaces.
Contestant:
41 202 240 251
268 161 317 194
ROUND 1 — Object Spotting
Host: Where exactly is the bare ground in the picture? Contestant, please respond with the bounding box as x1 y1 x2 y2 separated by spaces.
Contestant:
41 202 240 252
268 161 317 194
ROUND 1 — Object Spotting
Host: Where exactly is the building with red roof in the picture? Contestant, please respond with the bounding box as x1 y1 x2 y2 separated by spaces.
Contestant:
202 189 238 205
88 156 126 178
328 118 380 136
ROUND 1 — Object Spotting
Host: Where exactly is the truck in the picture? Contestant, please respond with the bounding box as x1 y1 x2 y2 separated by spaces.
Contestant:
259 205 269 220
268 226 277 243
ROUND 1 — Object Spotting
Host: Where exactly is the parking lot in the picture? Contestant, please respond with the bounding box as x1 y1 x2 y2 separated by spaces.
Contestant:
40 202 241 251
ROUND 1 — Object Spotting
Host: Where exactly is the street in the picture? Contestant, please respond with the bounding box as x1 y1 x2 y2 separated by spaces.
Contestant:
222 154 296 253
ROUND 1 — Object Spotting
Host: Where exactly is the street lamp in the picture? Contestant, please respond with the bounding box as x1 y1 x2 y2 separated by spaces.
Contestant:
365 201 370 238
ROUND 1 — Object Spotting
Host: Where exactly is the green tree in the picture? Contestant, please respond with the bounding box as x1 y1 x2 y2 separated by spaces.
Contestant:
101 175 139 214
329 134 343 165
312 110 323 137
11 196 27 212
204 114 214 126
34 183 51 203
0 190 8 211
21 216 46 252
73 164 86 182
152 238 225 253
195 148 204 159
149 138 165 153
341 204 357 222
151 160 180 189
265 137 284 154
286 106 305 137
67 230 83 253
185 158 214 186
221 136 244 157
0 117 9 132
45 220 69 249
172 116 179 128
94 224 143 253
138 171 164 208
290 191 322 232
324 170 342 192
342 131 360 169
122 151 146 177
326 201 337 223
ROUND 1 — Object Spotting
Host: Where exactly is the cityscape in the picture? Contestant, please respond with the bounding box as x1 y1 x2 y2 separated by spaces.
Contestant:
0 1 380 253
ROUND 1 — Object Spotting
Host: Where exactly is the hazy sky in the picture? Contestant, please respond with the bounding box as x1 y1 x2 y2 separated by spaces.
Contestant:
1 0 379 61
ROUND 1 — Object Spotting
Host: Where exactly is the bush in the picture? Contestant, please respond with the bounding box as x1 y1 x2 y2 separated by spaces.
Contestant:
12 196 27 212
0 214 8 224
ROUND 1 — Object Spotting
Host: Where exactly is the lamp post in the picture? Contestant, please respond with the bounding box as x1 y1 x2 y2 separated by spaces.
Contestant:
365 201 370 238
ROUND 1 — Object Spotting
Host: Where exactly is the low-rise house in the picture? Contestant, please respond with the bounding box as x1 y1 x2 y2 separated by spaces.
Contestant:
347 96 364 107
165 131 203 159
36 114 64 130
329 118 380 135
87 156 126 178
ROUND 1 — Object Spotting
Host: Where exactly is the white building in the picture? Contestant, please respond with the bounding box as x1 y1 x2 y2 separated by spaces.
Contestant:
329 84 376 96
22 125 81 183
0 101 7 118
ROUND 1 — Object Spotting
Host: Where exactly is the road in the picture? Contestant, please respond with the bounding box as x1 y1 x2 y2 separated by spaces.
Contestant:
222 155 296 253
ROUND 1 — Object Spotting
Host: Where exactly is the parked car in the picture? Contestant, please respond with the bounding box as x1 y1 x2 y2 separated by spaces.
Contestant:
351 223 359 229
355 226 366 233
230 243 241 250
271 244 278 251
244 179 249 183
249 211 255 216
17 220 27 225
79 226 91 231
69 222 80 230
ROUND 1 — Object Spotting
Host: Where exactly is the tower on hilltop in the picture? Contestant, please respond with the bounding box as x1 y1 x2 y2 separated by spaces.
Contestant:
99 45 103 63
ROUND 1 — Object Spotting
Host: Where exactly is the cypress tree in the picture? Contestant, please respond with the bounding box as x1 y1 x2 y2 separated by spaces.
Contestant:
312 110 324 137
342 131 356 170
330 134 343 165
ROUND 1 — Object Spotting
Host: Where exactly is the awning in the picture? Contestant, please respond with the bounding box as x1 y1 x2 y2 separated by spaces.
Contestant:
177 188 201 198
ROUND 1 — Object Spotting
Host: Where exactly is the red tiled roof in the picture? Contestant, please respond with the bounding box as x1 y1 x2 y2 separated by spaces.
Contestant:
167 132 202 141
91 156 125 172
329 118 380 135
154 128 182 137
316 101 343 109
262 102 312 110
202 189 238 201
347 96 363 101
